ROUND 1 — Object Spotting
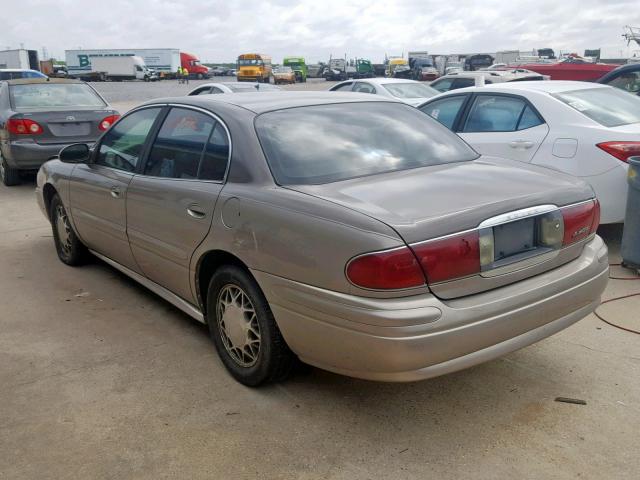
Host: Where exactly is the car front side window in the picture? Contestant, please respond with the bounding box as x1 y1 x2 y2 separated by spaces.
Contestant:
431 78 454 92
332 82 354 92
95 107 162 172
463 95 533 132
353 82 376 94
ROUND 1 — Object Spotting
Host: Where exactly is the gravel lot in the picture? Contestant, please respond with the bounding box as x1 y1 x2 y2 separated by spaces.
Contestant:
1 79 639 479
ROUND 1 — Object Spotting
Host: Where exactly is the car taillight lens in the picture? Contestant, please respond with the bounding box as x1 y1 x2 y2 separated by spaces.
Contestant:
7 118 43 135
346 246 425 290
561 199 599 246
411 231 480 283
596 141 640 163
99 114 120 131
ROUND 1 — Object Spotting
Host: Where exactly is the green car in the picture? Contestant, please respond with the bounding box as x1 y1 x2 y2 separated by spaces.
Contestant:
283 56 307 82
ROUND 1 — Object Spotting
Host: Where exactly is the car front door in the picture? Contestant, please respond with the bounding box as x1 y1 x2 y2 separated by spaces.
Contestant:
458 94 549 163
69 106 163 272
126 106 230 302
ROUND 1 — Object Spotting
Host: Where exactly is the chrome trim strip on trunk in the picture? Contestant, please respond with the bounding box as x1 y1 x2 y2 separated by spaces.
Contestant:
90 249 205 323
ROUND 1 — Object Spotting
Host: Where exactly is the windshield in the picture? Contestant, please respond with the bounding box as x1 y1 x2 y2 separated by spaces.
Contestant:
238 59 263 66
10 83 106 109
256 103 478 185
383 83 439 99
275 67 292 73
553 87 640 127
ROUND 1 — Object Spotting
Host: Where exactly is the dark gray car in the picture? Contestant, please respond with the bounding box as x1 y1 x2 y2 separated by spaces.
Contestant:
0 78 118 185
36 92 607 386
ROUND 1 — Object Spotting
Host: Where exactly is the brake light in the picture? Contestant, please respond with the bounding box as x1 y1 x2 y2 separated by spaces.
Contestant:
561 200 599 246
7 118 43 135
411 231 480 283
99 114 120 131
346 246 425 290
596 141 640 163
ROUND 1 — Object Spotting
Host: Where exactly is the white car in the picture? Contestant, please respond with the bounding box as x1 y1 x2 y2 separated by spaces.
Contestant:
187 82 281 95
329 78 439 107
430 70 548 93
418 81 640 223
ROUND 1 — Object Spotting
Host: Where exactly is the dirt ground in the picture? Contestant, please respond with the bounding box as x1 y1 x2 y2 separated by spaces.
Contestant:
1 81 639 479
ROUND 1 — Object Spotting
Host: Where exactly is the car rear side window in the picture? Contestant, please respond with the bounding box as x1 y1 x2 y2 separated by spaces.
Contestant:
463 95 543 132
145 108 216 179
451 78 475 90
420 96 467 129
96 107 161 172
199 123 230 181
554 87 640 127
255 102 478 185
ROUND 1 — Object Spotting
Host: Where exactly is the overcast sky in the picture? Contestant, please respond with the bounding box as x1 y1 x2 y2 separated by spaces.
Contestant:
4 0 640 63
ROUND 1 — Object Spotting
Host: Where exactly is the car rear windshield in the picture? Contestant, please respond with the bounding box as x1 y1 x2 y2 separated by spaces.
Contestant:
382 82 438 99
255 102 478 185
553 87 640 127
10 83 106 110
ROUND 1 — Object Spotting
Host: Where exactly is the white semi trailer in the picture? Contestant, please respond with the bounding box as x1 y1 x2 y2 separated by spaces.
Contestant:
65 49 180 77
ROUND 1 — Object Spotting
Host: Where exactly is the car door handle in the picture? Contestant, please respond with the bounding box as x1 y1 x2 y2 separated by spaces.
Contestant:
509 140 534 149
110 186 121 198
186 205 206 219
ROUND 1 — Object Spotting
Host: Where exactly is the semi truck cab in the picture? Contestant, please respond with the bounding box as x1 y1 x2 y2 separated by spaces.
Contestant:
180 52 210 79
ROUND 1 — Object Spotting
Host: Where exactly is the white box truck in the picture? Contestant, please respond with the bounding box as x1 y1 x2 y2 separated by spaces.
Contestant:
90 55 157 81
65 49 180 78
0 49 40 70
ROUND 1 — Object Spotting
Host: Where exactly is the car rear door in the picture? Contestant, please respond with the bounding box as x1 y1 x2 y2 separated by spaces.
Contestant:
69 106 163 272
457 93 549 163
126 106 230 302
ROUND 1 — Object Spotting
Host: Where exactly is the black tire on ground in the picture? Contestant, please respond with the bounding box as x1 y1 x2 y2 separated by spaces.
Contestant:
197 73 203 80
0 150 20 186
206 265 296 386
49 193 88 266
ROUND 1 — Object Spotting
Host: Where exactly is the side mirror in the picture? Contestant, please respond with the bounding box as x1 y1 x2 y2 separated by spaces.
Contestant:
59 143 90 163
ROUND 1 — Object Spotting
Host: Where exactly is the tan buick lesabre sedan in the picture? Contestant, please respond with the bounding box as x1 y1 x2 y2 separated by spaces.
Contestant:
36 92 609 386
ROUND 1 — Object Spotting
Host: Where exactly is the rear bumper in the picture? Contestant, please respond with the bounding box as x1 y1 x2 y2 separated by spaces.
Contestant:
2 141 76 170
254 235 609 381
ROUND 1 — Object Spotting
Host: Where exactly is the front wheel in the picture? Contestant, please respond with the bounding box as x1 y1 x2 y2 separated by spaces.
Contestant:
50 194 88 266
206 266 296 386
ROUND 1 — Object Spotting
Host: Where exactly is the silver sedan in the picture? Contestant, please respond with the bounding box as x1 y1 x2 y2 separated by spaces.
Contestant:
36 92 608 386
187 82 281 96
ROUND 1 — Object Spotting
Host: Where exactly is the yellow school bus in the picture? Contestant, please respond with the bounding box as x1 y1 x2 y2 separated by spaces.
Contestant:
237 53 272 82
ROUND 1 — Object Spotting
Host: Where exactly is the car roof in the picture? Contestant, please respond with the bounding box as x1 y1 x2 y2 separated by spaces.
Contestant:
145 91 398 114
3 78 86 86
430 80 611 97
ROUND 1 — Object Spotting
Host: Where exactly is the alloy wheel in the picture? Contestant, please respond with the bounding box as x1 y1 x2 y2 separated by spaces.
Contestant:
216 284 261 367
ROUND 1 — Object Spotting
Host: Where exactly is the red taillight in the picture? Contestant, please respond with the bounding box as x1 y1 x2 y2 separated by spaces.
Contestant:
596 141 640 163
99 114 120 131
7 118 43 135
561 200 599 246
411 231 480 283
346 246 425 290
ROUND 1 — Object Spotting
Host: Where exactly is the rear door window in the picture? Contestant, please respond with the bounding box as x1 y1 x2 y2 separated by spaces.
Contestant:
463 95 542 132
353 82 376 94
144 108 216 179
430 78 454 92
96 107 162 172
331 82 354 92
419 96 467 130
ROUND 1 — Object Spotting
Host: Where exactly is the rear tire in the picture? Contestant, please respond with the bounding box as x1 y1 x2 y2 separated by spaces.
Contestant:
50 194 88 266
0 151 20 186
206 265 296 386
